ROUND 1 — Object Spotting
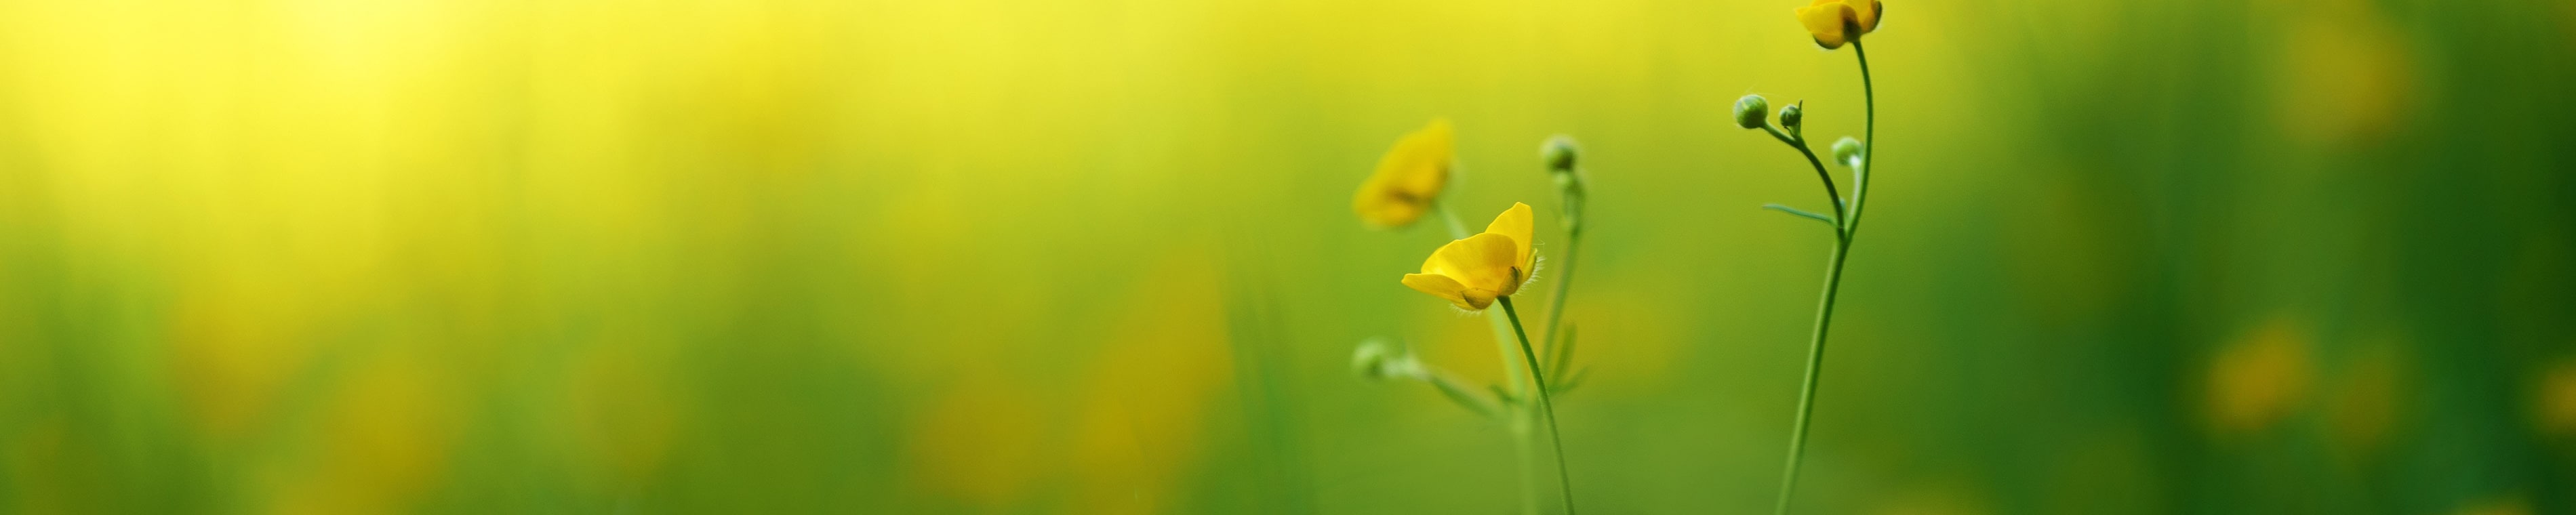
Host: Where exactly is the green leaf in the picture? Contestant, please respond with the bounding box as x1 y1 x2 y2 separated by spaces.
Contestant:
1548 324 1578 378
1424 373 1500 418
1763 203 1838 228
1550 367 1591 396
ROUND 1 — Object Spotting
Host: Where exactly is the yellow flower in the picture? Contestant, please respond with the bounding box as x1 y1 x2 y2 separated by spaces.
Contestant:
1796 0 1883 49
1401 203 1536 310
1352 119 1455 228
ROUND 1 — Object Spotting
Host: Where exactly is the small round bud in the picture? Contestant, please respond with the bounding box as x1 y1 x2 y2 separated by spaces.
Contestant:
1777 103 1804 132
1832 137 1864 167
1539 135 1580 173
1352 338 1403 380
1733 95 1770 129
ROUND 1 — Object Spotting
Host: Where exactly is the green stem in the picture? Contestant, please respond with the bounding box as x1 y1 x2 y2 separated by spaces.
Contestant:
1760 126 1845 224
1772 37 1876 515
1845 40 1875 237
1436 201 1542 515
1436 201 1472 241
1500 297 1577 515
1539 228 1584 365
1769 238 1847 515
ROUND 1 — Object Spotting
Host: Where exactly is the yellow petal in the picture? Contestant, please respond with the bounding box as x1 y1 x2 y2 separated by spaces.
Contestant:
1481 202 1535 276
1420 232 1521 298
1351 119 1455 228
1401 273 1476 310
1351 178 1429 228
1459 288 1498 310
1797 3 1854 49
1393 119 1455 194
1845 0 1880 33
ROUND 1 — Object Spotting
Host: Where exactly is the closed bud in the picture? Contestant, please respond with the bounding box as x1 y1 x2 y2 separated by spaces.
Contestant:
1539 135 1588 232
1352 338 1422 380
1832 137 1865 167
1733 95 1771 129
1539 135 1580 173
1777 102 1804 133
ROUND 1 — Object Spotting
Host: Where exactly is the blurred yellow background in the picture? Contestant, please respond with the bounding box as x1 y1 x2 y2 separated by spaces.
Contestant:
1 0 2572 513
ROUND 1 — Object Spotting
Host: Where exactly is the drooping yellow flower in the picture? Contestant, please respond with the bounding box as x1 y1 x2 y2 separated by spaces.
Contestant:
1401 203 1535 310
1796 0 1883 49
1352 119 1455 228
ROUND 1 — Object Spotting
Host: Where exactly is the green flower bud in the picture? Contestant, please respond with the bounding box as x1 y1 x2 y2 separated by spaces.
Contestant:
1539 135 1579 173
1539 135 1588 233
1777 102 1804 133
1352 338 1418 380
1832 137 1864 167
1733 95 1770 129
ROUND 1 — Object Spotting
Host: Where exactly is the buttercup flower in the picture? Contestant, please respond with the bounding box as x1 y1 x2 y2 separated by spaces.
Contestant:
1352 119 1457 228
1796 0 1883 49
1401 203 1536 310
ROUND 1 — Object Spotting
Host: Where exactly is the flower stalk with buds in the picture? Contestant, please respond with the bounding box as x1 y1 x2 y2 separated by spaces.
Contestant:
1399 203 1579 515
1347 123 1597 515
1729 2 1888 514
1535 136 1593 396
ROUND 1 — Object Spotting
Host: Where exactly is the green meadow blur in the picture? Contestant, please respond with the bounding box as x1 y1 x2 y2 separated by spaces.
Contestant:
3 0 2574 513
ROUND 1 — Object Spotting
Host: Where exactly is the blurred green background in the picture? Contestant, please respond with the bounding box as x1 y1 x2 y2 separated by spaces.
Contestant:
2 0 2573 513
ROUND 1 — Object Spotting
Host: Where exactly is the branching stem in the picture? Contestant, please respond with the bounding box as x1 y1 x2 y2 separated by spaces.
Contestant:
1539 228 1584 369
1770 37 1876 515
1760 126 1846 225
1500 297 1577 515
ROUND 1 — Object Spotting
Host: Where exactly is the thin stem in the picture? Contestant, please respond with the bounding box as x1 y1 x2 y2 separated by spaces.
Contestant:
1538 228 1584 366
1760 125 1845 224
1844 40 1876 237
1436 201 1472 240
1500 297 1577 515
1769 239 1848 515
